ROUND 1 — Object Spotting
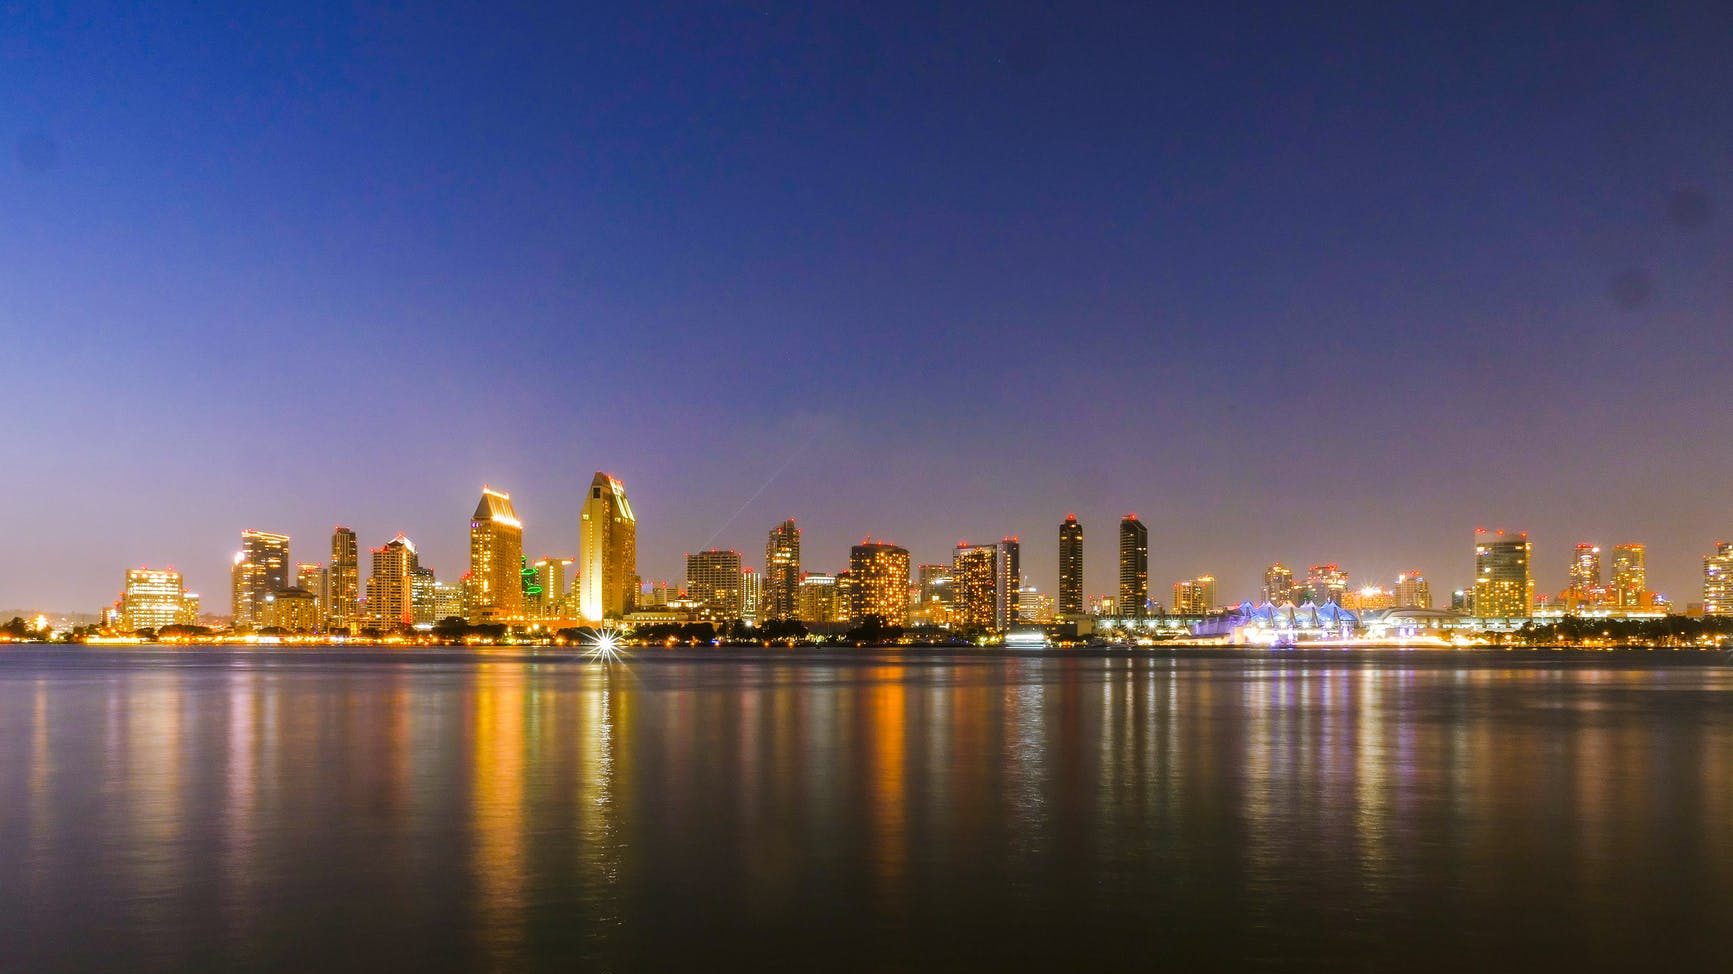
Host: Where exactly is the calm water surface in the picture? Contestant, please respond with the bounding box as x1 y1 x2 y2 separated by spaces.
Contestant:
2 646 1731 972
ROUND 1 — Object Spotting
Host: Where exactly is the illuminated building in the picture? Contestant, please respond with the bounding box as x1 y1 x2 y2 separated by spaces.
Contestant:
796 573 842 623
686 549 744 618
1473 528 1533 617
296 563 327 620
119 568 197 632
1566 543 1603 607
1058 515 1084 616
1089 594 1118 616
1017 585 1056 624
1394 571 1432 609
849 541 910 626
1119 515 1148 617
411 566 438 624
231 529 290 625
764 519 800 621
1306 564 1349 605
579 472 637 622
741 568 762 624
466 486 525 623
1343 585 1395 611
366 534 418 629
1262 564 1296 604
996 537 1021 630
432 580 466 621
1611 544 1647 609
533 557 573 618
261 587 320 632
1704 542 1733 616
951 542 998 630
835 571 856 620
1171 576 1215 614
917 564 951 605
329 526 359 631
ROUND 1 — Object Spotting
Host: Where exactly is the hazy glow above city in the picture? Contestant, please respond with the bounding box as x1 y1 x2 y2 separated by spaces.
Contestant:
3 3 1732 611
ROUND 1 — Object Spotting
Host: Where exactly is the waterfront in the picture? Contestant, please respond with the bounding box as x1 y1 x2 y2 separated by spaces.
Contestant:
2 647 1731 972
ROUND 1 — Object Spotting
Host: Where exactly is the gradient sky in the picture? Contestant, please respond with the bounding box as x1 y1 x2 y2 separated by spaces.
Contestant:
4 1 1732 612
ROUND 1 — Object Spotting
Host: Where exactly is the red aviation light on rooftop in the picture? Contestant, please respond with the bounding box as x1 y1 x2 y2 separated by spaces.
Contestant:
1124 513 1138 521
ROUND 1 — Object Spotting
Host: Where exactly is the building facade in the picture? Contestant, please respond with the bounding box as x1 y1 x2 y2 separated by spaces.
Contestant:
686 549 744 619
367 534 418 629
1172 575 1216 615
231 529 290 626
1473 529 1533 617
1262 563 1296 604
580 472 637 622
1394 571 1432 609
329 526 359 631
119 568 197 632
1118 515 1148 618
995 537 1021 631
849 542 910 626
1704 542 1733 616
1058 515 1084 617
951 543 997 631
764 519 801 622
1611 543 1646 609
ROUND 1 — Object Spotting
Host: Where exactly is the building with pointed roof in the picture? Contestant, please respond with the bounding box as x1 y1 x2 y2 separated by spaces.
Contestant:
467 486 525 623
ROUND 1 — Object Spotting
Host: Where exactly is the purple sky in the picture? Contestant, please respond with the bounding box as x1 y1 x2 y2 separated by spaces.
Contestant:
4 2 1732 612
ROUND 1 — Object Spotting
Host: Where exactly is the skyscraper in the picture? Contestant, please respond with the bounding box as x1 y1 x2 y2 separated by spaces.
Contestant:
1394 571 1432 609
467 486 525 623
741 568 762 625
1567 543 1602 605
951 542 997 631
1611 543 1646 609
580 472 637 622
231 529 290 625
995 537 1021 631
1473 528 1533 617
1172 575 1215 614
686 549 744 618
366 534 418 629
533 557 573 618
1703 542 1733 616
296 563 328 621
329 526 359 631
119 568 197 632
1262 563 1296 604
796 573 842 624
1118 515 1148 618
411 565 438 624
764 519 801 621
849 541 910 627
1058 515 1084 617
1306 564 1349 605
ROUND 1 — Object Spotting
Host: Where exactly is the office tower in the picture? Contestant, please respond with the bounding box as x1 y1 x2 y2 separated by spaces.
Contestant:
1118 515 1148 617
741 568 762 625
996 537 1021 630
1262 564 1296 604
1058 515 1084 616
1017 584 1056 624
296 563 328 620
432 580 466 621
917 564 952 604
797 573 841 624
580 472 637 622
366 534 419 629
1345 585 1395 611
687 549 744 618
764 519 801 621
1450 589 1470 611
329 526 359 631
849 541 910 626
1473 528 1534 617
533 557 573 618
1172 576 1215 614
411 566 438 624
1704 542 1733 615
1394 571 1433 609
119 568 197 632
835 571 856 621
262 587 320 632
466 486 525 624
1306 564 1349 605
951 542 998 630
1611 544 1646 608
231 529 290 625
1567 543 1603 604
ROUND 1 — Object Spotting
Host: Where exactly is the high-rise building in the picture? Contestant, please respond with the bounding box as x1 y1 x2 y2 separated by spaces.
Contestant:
1703 542 1733 616
366 534 419 629
951 542 998 630
686 549 744 618
849 541 910 626
119 568 198 632
1344 585 1395 611
1306 564 1349 605
1017 584 1056 624
1118 515 1148 617
1473 528 1533 617
231 529 290 625
1262 563 1296 604
764 519 801 622
1567 543 1603 605
580 472 637 622
1058 515 1084 617
1394 571 1432 609
1611 544 1646 609
465 486 525 623
411 566 438 624
917 564 952 605
1172 576 1215 614
796 573 841 624
432 580 466 621
533 557 573 618
995 537 1021 631
329 526 359 631
296 563 328 621
262 587 320 632
741 568 762 625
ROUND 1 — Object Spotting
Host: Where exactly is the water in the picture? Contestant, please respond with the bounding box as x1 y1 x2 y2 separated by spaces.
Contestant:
2 646 1730 972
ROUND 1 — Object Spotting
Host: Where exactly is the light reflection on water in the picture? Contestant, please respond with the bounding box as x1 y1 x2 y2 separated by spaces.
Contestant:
1 646 1731 972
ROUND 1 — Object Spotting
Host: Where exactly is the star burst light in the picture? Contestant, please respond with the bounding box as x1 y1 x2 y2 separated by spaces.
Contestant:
585 628 627 663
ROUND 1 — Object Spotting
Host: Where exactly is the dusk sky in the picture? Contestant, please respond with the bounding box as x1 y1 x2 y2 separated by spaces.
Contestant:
4 2 1732 611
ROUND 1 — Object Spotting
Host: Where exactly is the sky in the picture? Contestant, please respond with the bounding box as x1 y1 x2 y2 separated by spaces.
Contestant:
3 1 1732 612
